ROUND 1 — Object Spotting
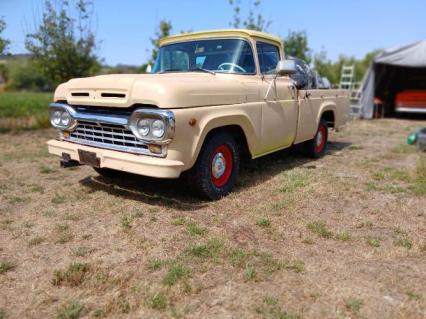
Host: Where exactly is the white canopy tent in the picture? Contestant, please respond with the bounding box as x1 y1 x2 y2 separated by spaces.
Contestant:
358 40 426 118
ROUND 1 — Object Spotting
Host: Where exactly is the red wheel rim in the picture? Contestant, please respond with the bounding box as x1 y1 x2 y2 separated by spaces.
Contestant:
210 144 233 188
315 125 326 153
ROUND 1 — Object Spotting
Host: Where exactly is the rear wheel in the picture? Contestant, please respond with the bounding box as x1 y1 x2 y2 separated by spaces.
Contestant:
189 132 239 200
303 119 328 158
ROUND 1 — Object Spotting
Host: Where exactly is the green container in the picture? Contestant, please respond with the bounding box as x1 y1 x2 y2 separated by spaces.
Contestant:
407 132 418 145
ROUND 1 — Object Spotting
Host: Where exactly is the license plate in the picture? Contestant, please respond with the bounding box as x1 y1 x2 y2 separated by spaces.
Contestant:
78 149 100 167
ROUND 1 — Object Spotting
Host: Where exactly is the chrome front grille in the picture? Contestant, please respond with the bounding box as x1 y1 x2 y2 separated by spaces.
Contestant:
66 121 150 154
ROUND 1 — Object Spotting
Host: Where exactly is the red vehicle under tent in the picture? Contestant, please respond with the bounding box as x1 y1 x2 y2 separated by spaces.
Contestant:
357 40 426 118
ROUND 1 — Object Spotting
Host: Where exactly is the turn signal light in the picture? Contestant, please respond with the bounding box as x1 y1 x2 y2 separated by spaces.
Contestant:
148 144 162 154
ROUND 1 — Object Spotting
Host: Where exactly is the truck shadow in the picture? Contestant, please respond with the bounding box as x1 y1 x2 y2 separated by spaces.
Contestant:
79 140 351 210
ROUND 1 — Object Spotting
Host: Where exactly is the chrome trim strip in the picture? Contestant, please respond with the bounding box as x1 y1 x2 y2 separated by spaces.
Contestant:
396 107 426 114
49 103 129 127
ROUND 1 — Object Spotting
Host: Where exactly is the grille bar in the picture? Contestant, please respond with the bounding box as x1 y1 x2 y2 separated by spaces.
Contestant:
65 122 154 155
75 125 139 140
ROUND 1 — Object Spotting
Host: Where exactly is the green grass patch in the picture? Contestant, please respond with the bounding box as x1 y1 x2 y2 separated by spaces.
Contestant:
406 291 423 301
366 236 381 247
411 157 426 195
256 297 302 319
146 259 167 271
162 264 190 286
189 239 223 259
52 262 90 287
345 297 363 314
172 216 187 226
55 223 73 244
51 193 66 204
256 217 271 228
391 144 416 154
279 169 308 193
39 164 55 174
307 221 333 239
0 260 16 274
0 92 53 130
228 248 251 268
283 260 305 273
146 292 167 310
186 222 207 236
120 214 133 230
394 237 413 249
335 231 351 241
244 264 257 281
56 301 85 319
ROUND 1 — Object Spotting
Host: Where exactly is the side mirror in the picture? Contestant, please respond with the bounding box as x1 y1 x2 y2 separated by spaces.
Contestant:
276 60 297 76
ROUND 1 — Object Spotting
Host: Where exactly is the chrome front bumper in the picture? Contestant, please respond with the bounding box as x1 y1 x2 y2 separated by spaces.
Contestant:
47 139 185 178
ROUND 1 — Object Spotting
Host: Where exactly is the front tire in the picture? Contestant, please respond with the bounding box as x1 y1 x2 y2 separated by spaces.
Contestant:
189 132 240 200
303 119 328 158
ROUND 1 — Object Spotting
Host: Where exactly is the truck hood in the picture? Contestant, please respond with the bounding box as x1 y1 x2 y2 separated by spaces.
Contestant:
54 73 254 108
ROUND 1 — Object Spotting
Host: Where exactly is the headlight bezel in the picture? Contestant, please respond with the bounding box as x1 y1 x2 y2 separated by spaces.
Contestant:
129 109 175 144
48 104 77 130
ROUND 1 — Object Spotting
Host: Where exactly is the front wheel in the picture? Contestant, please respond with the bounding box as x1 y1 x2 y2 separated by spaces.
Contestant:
188 132 240 200
303 119 328 158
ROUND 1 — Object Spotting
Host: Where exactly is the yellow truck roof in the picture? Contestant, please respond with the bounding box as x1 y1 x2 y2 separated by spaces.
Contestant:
158 29 283 47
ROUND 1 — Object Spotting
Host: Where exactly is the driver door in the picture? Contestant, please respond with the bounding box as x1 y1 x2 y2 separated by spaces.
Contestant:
257 42 298 154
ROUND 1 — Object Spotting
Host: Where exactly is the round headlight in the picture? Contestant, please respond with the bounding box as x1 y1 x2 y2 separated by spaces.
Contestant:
138 119 150 136
152 119 165 138
60 111 71 127
52 110 62 126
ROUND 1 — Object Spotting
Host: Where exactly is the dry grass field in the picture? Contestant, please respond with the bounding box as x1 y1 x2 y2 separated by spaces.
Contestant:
0 119 425 319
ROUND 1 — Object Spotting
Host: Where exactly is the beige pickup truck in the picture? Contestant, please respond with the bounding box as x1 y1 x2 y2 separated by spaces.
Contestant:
47 29 348 199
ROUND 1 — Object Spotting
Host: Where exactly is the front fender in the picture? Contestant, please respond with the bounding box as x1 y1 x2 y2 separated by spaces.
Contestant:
169 104 261 170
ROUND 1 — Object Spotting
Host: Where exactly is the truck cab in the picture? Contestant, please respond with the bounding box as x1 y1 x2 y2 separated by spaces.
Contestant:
47 29 349 199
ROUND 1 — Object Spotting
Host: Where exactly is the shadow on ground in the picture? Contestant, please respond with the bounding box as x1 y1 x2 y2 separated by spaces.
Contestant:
79 141 351 209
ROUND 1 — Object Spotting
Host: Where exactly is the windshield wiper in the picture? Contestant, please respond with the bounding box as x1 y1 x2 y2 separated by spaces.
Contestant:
188 67 216 75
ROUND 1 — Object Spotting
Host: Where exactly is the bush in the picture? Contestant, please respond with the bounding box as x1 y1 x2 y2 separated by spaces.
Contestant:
0 91 52 131
5 59 51 92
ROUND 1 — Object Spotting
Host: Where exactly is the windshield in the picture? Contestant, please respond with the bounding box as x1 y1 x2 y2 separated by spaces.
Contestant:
152 39 256 74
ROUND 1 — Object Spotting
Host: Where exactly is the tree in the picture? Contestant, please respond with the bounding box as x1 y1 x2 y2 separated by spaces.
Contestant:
139 19 172 73
0 17 10 54
25 0 100 87
149 20 173 65
229 0 271 31
284 30 311 64
314 49 382 86
6 58 50 92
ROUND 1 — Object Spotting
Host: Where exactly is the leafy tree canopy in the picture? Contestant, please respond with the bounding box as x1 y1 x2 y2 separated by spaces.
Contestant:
25 0 100 87
0 17 10 54
229 0 271 31
284 30 312 64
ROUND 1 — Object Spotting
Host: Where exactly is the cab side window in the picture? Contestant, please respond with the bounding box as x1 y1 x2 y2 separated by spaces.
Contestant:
257 42 280 74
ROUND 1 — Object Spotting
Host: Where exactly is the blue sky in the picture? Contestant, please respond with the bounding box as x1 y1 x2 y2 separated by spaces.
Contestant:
1 0 425 66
